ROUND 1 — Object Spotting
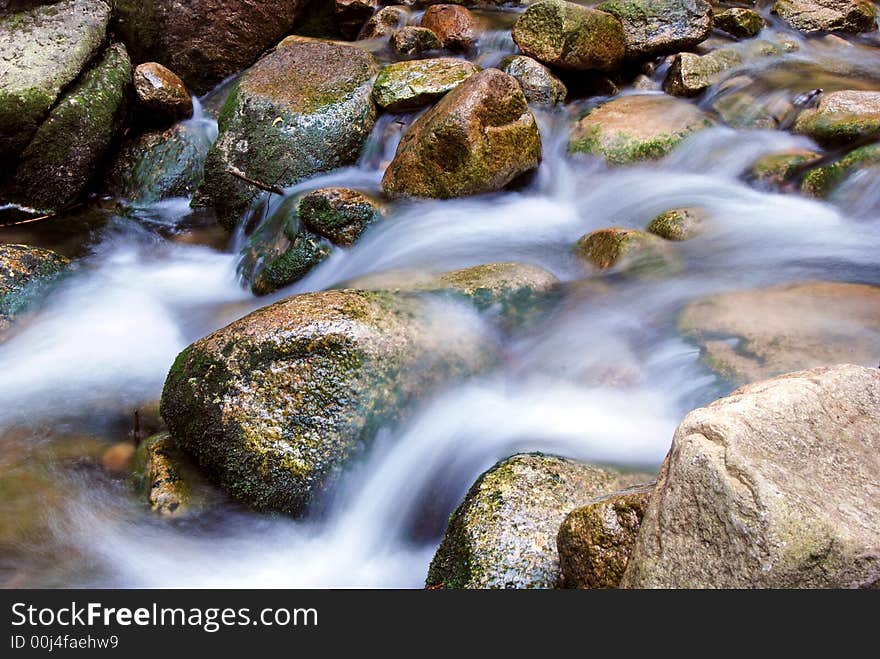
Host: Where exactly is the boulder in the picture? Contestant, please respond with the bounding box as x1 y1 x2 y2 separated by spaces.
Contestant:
336 0 378 39
793 90 880 146
771 0 877 35
749 148 821 189
511 1 626 72
679 281 880 384
0 0 110 162
113 0 309 94
714 8 765 38
663 49 743 97
801 142 880 197
197 42 378 231
426 453 650 588
0 244 69 333
372 58 479 113
646 207 706 241
133 62 193 126
574 227 674 276
623 365 880 588
500 55 567 106
299 188 382 247
359 6 411 39
598 0 713 59
389 26 442 55
10 43 131 213
570 94 714 165
161 289 498 514
382 69 541 199
558 486 652 589
420 4 477 51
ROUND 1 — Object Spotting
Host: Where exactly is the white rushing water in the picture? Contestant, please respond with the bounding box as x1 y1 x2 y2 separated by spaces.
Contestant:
2 25 880 587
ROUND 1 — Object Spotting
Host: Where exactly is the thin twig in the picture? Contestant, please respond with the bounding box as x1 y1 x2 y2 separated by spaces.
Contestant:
226 166 286 195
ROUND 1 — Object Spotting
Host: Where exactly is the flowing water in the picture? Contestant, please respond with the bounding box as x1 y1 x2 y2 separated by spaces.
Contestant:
2 18 880 587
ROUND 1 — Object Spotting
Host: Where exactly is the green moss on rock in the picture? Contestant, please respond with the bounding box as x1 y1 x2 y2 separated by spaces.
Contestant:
794 90 880 147
598 0 713 59
0 243 70 332
801 143 880 197
372 58 479 113
646 207 706 241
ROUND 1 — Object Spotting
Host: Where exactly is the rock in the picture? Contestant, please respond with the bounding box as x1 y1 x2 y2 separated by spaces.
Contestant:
0 0 110 162
359 6 411 39
161 289 497 514
372 58 479 113
558 486 652 589
801 142 880 197
105 121 215 205
646 207 706 241
679 281 880 384
132 432 214 516
570 94 714 165
500 55 567 106
623 364 880 588
793 90 880 146
749 149 821 188
336 0 377 39
771 0 877 35
133 62 193 126
714 8 765 38
420 4 477 51
382 69 541 199
389 26 443 54
574 227 673 276
426 453 650 589
598 0 713 59
197 42 378 231
299 188 383 246
113 0 309 94
0 244 69 333
511 1 626 72
101 442 136 474
9 43 131 213
711 80 795 129
663 49 744 97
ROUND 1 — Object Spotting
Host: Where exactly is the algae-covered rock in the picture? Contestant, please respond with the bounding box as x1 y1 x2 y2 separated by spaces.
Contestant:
299 187 383 246
197 42 378 231
679 281 880 384
359 5 411 39
646 207 706 241
132 432 215 517
0 0 110 161
793 90 880 146
382 69 541 199
511 1 626 72
420 4 478 51
574 227 674 276
500 55 567 106
801 142 880 197
558 485 652 589
389 26 442 54
106 122 214 205
0 244 69 333
570 94 714 165
749 149 820 188
133 62 193 126
598 0 713 59
10 43 131 213
714 7 765 38
623 365 880 588
372 58 479 112
426 453 649 589
771 0 877 35
160 289 498 514
114 0 309 94
663 49 744 97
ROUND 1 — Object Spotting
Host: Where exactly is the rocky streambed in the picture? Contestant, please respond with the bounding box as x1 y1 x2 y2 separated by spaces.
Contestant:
0 0 879 588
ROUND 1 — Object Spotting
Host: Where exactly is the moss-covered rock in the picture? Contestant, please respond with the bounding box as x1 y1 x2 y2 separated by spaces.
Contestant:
598 0 713 59
382 69 541 199
511 1 626 72
0 243 69 333
570 94 714 165
558 485 652 589
113 0 309 95
197 42 378 231
714 7 765 38
106 122 214 205
359 5 411 39
133 62 193 127
389 26 443 54
771 0 877 35
646 207 706 241
794 90 880 146
0 0 110 162
426 453 650 589
420 4 478 52
679 281 880 384
500 55 567 106
299 187 383 246
10 43 131 213
749 149 821 188
574 227 675 276
372 58 479 112
663 49 743 97
801 142 880 197
161 289 498 514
